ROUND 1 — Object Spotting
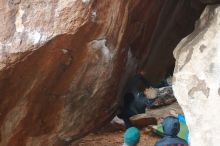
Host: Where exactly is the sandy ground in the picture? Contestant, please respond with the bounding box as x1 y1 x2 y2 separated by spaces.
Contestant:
75 130 159 146
74 102 183 146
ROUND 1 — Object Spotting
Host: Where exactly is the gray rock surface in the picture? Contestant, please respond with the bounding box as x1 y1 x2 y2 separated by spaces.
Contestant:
173 5 220 146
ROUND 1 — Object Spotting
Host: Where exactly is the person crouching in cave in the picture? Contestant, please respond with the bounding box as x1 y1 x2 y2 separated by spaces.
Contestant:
117 70 171 128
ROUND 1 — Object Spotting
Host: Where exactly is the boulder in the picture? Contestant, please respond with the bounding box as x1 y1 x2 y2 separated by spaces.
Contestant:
0 0 205 145
173 5 220 145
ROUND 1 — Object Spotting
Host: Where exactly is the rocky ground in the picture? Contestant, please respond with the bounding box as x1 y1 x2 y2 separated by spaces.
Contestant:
74 102 183 146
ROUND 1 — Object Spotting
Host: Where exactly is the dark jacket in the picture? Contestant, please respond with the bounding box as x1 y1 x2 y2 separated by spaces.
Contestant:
118 74 157 128
155 116 188 146
130 92 155 114
125 74 151 94
119 91 156 128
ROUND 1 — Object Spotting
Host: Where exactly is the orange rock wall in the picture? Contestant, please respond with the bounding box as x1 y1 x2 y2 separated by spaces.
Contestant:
0 0 205 145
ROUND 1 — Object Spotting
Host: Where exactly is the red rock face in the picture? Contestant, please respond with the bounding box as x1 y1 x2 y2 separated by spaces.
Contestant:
0 0 204 145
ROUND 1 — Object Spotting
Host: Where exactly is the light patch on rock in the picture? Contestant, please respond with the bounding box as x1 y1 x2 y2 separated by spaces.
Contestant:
82 0 90 4
15 7 24 33
27 30 41 44
91 9 97 22
125 48 138 72
88 39 114 61
0 42 3 54
55 0 77 17
24 28 49 47
64 137 72 142
61 49 68 54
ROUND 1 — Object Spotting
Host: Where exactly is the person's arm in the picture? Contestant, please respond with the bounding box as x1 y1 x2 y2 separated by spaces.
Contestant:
140 93 155 108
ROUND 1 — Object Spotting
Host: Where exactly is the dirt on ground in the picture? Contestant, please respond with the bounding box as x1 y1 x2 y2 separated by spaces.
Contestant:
75 130 159 146
74 102 183 146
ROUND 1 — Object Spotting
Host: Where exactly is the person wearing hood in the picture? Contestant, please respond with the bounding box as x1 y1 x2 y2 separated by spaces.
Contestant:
122 127 140 146
155 116 188 146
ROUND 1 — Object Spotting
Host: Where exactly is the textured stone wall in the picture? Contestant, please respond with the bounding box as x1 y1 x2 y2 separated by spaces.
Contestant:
2 1 128 145
0 0 206 145
173 5 220 146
